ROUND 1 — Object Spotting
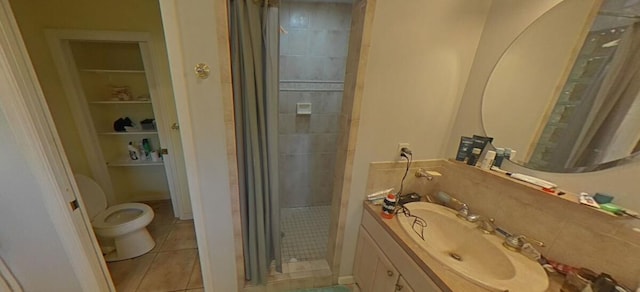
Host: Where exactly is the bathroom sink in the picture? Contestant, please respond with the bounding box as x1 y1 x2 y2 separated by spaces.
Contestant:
397 202 548 292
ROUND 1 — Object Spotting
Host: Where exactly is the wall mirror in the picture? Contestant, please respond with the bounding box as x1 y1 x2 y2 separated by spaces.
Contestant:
483 0 640 173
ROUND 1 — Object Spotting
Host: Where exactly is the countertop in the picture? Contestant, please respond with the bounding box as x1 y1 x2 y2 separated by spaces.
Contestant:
363 202 564 291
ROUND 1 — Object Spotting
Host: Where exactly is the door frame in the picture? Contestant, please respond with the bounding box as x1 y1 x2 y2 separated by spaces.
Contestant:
45 29 192 219
0 0 113 290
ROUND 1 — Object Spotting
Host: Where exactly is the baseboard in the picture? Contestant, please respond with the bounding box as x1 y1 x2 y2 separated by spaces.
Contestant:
338 275 354 285
133 194 171 202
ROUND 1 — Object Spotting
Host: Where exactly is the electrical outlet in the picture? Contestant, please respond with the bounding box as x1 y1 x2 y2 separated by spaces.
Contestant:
396 143 410 160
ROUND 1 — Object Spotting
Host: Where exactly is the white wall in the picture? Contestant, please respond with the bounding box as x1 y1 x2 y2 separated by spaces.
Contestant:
339 0 492 276
0 109 82 291
159 0 239 290
448 0 640 211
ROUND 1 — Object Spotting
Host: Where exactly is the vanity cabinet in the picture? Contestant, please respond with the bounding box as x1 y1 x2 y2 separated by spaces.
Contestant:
353 226 400 292
354 211 442 292
396 276 415 292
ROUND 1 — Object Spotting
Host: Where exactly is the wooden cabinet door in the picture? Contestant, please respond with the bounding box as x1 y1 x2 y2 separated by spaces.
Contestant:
395 276 415 292
354 226 400 292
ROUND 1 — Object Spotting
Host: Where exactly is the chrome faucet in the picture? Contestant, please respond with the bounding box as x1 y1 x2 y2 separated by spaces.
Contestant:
415 168 442 181
455 203 480 222
433 191 480 222
477 217 497 234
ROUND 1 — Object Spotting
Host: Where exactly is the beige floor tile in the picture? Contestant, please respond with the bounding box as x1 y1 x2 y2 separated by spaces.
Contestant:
148 200 177 226
147 224 172 253
186 257 203 289
160 223 197 251
137 249 198 292
185 289 204 292
107 253 155 292
266 279 290 292
289 276 314 290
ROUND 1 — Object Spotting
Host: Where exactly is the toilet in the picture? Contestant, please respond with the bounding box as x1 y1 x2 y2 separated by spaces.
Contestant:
75 174 155 262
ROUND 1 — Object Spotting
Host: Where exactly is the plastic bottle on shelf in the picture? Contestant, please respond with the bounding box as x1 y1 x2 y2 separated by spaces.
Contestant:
128 142 139 160
142 138 152 159
467 148 481 166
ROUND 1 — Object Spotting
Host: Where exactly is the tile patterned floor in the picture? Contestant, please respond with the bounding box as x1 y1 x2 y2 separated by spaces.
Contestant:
281 205 331 262
107 200 203 292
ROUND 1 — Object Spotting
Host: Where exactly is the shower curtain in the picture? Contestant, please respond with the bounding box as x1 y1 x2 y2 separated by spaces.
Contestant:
230 0 281 285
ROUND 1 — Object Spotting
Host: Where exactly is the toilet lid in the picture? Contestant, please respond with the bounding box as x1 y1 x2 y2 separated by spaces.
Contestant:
74 174 107 220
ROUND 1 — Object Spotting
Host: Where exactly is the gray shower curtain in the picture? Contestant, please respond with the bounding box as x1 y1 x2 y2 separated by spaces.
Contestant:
230 0 281 285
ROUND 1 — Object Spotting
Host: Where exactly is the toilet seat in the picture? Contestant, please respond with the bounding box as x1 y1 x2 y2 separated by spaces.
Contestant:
92 203 154 237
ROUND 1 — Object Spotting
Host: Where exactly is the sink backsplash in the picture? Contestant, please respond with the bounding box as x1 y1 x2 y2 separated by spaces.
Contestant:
364 159 640 288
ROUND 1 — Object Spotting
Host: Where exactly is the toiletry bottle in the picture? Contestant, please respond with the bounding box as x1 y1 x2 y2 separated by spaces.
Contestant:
504 148 512 161
128 142 139 160
480 150 496 170
509 150 517 162
467 148 481 166
142 138 152 158
494 148 505 167
138 140 147 160
381 193 397 219
456 136 474 161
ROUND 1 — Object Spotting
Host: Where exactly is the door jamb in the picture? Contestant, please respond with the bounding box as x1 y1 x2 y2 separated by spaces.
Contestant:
0 0 113 290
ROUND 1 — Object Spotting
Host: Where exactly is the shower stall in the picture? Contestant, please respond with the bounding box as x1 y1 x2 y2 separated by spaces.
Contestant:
277 0 352 263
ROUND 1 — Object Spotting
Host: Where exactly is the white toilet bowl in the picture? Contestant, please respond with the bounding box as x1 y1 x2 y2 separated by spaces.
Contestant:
75 175 155 262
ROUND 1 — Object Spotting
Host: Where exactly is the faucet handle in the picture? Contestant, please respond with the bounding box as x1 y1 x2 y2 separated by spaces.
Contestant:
520 235 545 247
504 234 545 251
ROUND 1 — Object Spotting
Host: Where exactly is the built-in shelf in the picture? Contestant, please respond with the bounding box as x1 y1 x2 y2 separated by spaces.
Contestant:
89 100 151 104
99 131 158 135
80 69 145 74
107 160 164 167
448 159 621 217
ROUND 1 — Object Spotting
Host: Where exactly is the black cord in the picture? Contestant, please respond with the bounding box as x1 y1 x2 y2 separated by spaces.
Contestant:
397 152 412 197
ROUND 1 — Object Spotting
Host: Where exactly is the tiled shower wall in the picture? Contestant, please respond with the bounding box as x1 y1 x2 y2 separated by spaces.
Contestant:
278 1 352 207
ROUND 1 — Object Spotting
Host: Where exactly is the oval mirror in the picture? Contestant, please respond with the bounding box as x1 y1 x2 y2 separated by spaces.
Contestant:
482 0 640 173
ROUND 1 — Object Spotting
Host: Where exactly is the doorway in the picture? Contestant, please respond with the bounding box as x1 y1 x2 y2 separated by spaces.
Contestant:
8 0 202 291
278 0 352 264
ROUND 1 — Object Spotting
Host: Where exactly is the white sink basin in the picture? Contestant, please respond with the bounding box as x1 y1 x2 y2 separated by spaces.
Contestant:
397 202 548 292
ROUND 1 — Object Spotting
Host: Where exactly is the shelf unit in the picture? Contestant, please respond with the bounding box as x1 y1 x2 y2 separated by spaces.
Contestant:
98 131 158 135
48 29 192 219
53 36 171 204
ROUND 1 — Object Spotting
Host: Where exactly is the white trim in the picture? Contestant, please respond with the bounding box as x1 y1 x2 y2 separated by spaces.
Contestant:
338 276 355 285
45 30 117 205
139 40 192 219
0 1 113 290
158 0 214 285
158 0 237 290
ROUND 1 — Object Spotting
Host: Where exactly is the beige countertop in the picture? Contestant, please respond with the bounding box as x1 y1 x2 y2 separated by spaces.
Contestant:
363 202 564 291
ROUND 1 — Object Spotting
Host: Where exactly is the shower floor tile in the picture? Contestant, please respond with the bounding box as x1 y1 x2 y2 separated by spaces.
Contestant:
281 205 331 262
